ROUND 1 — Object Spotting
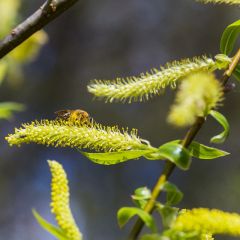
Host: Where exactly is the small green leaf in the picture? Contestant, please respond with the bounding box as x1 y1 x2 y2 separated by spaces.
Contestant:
164 140 229 159
161 182 183 205
133 187 152 200
215 54 232 70
209 110 230 144
141 234 166 240
117 207 157 232
132 187 152 209
32 209 68 240
156 204 179 229
145 143 191 170
162 229 198 240
188 141 229 159
81 149 156 165
220 19 240 55
233 64 240 81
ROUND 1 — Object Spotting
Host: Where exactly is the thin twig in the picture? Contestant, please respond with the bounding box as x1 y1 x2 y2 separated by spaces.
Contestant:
128 48 240 240
0 0 79 59
222 48 240 85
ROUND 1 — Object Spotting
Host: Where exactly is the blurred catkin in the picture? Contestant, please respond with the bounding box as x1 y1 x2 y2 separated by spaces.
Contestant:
168 72 223 127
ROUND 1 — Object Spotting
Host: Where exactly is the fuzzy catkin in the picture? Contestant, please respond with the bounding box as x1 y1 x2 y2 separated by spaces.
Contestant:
198 0 240 5
88 56 228 103
201 233 214 240
173 208 240 237
6 120 152 152
48 160 82 240
168 72 223 127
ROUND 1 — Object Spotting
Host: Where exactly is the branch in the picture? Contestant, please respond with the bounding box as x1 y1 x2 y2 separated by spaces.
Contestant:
0 0 79 59
128 48 240 240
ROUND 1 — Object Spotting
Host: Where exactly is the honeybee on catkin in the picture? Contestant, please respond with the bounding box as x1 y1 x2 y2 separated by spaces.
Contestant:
54 109 92 126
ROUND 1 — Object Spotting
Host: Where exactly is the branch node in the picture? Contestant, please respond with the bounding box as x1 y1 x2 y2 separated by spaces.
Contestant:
50 1 57 12
11 30 17 37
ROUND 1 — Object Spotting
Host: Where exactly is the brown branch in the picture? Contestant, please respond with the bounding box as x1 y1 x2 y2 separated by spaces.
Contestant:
0 0 79 59
128 48 240 240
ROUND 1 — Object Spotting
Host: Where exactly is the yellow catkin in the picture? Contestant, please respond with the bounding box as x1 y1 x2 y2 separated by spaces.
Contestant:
6 119 153 152
198 0 240 5
201 233 214 240
168 72 223 127
48 160 82 240
173 208 240 237
87 55 230 103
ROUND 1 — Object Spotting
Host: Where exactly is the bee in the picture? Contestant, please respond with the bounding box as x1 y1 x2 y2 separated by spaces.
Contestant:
55 109 92 125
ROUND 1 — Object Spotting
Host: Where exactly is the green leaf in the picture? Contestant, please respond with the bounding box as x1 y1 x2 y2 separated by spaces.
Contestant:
156 204 179 229
32 209 68 240
188 141 229 159
161 182 183 205
209 110 230 144
215 54 232 70
132 187 152 209
81 149 155 165
233 64 240 81
220 19 240 55
145 143 191 170
117 207 157 232
0 102 25 120
162 229 199 240
141 234 166 240
164 140 229 159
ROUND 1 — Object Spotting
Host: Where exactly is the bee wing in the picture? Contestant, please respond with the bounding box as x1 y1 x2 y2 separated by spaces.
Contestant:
54 110 71 119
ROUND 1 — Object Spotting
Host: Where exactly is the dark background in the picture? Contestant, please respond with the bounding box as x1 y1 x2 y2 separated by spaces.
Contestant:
0 0 239 239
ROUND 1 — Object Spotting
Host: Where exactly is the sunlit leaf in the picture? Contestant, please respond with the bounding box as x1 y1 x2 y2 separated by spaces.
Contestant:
132 187 151 209
117 207 157 232
32 209 68 240
189 141 229 159
220 19 240 55
145 142 191 170
209 110 230 144
166 140 229 159
132 187 152 201
81 149 156 165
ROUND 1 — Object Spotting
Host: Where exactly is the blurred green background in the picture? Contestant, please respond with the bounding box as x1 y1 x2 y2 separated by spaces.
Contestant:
0 0 239 239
